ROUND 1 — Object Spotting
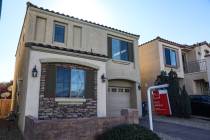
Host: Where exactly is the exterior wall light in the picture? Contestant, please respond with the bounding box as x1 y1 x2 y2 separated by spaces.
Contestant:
136 82 141 90
32 65 38 77
101 74 107 82
138 84 141 90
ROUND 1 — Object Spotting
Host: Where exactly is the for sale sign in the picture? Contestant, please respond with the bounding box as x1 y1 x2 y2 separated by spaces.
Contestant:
152 89 171 116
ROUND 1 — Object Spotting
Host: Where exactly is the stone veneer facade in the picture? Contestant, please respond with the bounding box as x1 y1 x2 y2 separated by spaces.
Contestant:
38 63 97 120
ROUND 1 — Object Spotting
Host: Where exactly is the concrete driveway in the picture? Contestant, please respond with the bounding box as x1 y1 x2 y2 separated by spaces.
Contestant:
140 117 210 140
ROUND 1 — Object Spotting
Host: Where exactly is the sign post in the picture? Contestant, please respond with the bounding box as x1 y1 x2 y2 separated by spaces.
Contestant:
147 84 169 131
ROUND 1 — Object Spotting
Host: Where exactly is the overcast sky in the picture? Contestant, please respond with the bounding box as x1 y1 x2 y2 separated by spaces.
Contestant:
0 0 210 81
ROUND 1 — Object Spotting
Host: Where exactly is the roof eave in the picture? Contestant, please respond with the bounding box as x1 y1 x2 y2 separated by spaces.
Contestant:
27 2 140 39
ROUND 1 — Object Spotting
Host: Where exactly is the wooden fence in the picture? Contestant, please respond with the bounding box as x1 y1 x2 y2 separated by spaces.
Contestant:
0 99 11 119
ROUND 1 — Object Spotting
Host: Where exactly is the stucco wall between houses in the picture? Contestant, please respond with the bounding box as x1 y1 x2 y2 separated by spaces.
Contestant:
139 40 160 101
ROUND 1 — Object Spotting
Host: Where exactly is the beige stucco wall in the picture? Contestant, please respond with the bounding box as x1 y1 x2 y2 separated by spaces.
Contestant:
185 44 210 62
184 72 208 95
139 40 185 101
206 56 210 90
139 40 160 101
26 6 140 83
12 10 33 132
183 44 210 95
195 44 210 60
185 49 196 62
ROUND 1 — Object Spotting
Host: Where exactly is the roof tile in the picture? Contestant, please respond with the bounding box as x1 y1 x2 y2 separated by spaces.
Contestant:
25 42 108 58
27 2 139 38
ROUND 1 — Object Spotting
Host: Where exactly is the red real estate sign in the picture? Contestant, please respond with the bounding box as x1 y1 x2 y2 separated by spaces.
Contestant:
152 89 172 116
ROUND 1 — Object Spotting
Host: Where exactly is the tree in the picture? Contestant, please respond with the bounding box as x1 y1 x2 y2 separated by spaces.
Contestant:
167 70 182 117
180 86 191 118
0 81 13 99
154 70 191 118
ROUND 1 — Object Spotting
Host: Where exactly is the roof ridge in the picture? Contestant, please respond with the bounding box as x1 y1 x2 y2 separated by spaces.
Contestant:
139 36 192 49
191 41 209 47
26 2 139 38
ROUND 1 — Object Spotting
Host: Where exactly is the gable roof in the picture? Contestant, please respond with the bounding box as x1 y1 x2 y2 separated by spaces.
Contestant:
139 36 185 48
27 2 139 38
190 41 210 48
139 36 210 49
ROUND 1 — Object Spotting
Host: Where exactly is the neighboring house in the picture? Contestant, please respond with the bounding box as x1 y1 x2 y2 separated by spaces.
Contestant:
182 41 210 96
139 37 210 101
12 2 141 132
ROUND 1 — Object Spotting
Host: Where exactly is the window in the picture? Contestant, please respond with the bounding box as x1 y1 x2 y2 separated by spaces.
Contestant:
54 24 65 43
56 67 86 98
111 88 117 92
108 37 134 62
205 49 209 55
71 69 85 97
118 88 124 92
56 67 70 97
125 88 130 93
164 47 178 67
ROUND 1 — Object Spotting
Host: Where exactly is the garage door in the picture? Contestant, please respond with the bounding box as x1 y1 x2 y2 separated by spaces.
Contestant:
107 87 130 116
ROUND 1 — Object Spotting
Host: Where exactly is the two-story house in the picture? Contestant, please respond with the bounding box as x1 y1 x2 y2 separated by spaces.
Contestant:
139 37 185 101
182 41 210 95
12 2 142 132
139 37 210 101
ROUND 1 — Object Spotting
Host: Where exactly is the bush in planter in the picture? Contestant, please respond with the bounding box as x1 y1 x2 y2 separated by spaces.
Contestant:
97 124 160 140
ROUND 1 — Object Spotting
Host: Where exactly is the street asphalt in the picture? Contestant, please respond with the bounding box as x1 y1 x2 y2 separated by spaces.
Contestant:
140 117 210 140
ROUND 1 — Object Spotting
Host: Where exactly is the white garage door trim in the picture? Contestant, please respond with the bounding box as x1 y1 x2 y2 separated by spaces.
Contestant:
107 87 131 117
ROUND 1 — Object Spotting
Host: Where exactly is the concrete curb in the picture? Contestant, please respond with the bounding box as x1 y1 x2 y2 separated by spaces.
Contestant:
153 116 210 131
156 132 182 140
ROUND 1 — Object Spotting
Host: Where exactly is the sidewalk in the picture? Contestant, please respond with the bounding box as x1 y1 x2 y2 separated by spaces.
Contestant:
153 115 210 131
140 116 210 140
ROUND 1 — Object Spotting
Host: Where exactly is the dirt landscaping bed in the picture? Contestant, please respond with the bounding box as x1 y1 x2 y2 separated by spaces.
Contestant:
0 119 23 140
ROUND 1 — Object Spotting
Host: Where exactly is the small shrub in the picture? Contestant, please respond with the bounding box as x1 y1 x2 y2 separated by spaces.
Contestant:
180 86 191 118
97 124 160 140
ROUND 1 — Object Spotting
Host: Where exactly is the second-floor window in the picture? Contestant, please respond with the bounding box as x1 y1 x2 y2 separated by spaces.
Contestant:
164 47 178 67
108 37 134 62
54 23 65 43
